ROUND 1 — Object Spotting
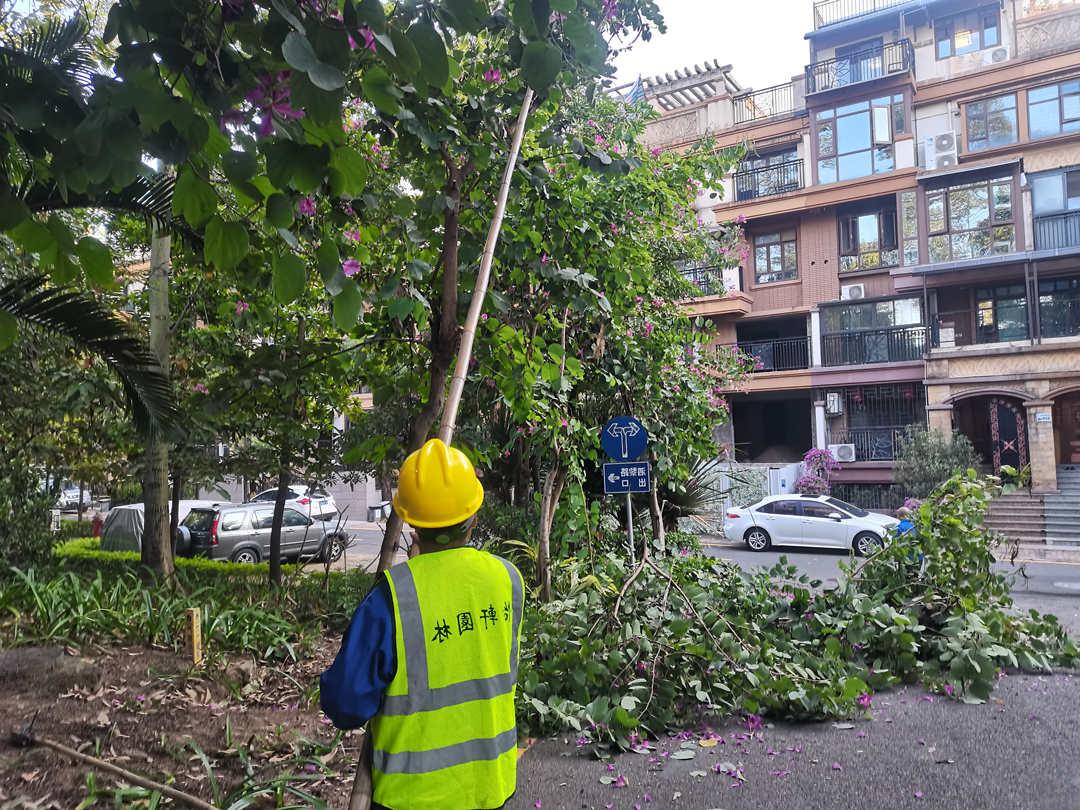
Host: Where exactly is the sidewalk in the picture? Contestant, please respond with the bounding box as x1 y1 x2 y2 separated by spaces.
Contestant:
509 672 1080 810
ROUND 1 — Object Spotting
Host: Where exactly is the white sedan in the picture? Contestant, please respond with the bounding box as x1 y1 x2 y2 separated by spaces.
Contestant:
249 485 338 522
723 494 899 556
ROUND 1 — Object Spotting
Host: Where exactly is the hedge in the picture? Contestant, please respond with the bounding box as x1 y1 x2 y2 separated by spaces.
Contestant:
53 537 303 579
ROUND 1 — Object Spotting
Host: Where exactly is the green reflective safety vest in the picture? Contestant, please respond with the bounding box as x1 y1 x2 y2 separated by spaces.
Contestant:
371 547 524 810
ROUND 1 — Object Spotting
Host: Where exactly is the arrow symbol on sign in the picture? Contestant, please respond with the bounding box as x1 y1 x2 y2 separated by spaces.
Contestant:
607 473 619 483
606 421 640 458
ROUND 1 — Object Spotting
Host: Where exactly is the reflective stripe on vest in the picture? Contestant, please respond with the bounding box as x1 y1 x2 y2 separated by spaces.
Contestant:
380 556 523 718
373 550 524 792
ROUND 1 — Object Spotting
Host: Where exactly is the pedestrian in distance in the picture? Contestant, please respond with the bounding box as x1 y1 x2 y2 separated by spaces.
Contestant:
321 438 525 810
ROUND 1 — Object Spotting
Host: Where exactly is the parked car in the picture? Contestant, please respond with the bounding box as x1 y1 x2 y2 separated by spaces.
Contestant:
248 485 338 521
101 500 233 553
56 484 91 511
177 503 349 564
723 494 900 556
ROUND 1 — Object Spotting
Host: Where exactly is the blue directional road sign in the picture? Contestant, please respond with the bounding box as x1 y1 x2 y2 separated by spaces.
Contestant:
601 416 648 461
603 462 652 495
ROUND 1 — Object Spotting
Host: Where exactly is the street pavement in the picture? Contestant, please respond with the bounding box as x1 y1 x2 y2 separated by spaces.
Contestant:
510 672 1080 810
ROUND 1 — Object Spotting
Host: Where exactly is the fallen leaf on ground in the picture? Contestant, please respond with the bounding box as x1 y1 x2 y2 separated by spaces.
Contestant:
669 750 696 760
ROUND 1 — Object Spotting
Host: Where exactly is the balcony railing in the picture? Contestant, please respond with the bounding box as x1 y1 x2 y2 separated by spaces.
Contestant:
828 426 909 461
1034 211 1080 252
721 336 811 372
733 160 804 202
805 39 914 95
680 265 726 297
732 83 797 125
822 326 927 367
813 0 910 28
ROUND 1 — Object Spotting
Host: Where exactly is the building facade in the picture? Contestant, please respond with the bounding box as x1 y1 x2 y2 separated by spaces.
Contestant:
639 0 1080 519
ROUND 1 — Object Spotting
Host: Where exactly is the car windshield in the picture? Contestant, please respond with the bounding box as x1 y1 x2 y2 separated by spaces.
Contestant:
182 509 215 531
826 497 869 518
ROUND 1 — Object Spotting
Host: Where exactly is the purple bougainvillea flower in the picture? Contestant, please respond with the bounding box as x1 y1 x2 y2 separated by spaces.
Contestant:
345 229 362 242
193 383 209 395
914 791 924 799
342 258 362 277
745 714 763 733
944 683 955 697
359 26 376 52
650 146 662 157
534 802 542 809
540 253 550 264
602 0 618 20
857 692 873 710
483 68 503 84
831 761 842 770
297 197 317 216
614 774 627 788
235 300 249 315
218 109 246 131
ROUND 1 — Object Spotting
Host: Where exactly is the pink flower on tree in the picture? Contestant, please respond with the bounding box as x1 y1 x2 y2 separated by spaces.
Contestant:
235 300 249 315
297 197 317 216
483 68 503 84
602 0 618 20
643 322 655 337
540 253 550 264
244 71 304 137
342 258 362 277
650 146 662 157
345 229 362 242
358 26 376 53
193 383 209 395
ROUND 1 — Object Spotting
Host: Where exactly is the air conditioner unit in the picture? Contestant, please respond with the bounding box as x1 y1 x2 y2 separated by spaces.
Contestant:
828 443 857 463
982 47 1008 65
925 131 958 170
826 391 844 416
841 283 865 301
693 187 723 212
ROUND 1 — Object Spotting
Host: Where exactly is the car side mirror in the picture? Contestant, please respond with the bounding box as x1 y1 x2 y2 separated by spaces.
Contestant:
828 511 844 521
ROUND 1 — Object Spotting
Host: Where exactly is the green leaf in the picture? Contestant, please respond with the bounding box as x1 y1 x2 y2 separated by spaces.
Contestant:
841 676 869 701
550 0 575 10
382 27 421 82
361 67 401 116
11 218 55 255
273 253 307 303
355 0 386 33
0 312 16 351
204 217 249 271
317 240 341 282
265 193 294 228
308 61 346 92
0 188 31 231
329 148 369 196
333 282 364 329
407 22 449 89
444 0 488 33
521 41 562 92
223 150 258 183
76 237 114 287
282 30 319 71
291 145 331 193
613 707 639 729
46 215 76 255
172 167 217 227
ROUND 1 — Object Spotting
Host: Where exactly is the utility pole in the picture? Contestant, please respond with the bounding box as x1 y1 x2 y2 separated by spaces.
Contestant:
141 225 174 580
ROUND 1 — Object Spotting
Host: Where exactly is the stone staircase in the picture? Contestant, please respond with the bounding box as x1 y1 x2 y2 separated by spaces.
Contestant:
985 490 1046 545
1045 464 1080 547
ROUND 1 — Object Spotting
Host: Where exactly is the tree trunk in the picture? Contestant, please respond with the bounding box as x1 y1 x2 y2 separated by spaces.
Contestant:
141 228 173 580
268 458 291 587
169 472 181 556
536 465 566 602
648 470 666 555
77 482 85 523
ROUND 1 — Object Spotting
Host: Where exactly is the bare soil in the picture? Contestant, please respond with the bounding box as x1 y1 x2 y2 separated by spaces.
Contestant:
0 641 362 808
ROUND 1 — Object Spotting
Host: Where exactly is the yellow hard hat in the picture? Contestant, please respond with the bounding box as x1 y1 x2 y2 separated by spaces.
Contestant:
393 439 484 528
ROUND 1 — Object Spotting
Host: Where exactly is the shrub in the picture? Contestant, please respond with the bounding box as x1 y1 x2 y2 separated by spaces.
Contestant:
893 427 980 499
795 447 839 496
518 470 1079 751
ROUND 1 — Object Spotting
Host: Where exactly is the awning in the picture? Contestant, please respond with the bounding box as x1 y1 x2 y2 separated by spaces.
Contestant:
917 156 1021 185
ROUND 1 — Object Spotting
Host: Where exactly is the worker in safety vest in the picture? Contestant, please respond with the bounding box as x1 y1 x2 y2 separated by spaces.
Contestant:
320 438 525 810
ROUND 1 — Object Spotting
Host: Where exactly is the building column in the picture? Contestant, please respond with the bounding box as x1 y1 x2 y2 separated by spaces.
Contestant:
927 403 953 434
809 311 822 367
1025 400 1058 493
814 400 828 449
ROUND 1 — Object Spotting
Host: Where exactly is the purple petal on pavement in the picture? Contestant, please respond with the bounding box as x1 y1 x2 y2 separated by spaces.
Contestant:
831 762 842 770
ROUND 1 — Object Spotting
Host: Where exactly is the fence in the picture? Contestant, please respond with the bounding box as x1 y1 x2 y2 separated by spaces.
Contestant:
812 0 911 28
822 325 927 366
732 82 797 125
733 160 804 201
805 39 913 94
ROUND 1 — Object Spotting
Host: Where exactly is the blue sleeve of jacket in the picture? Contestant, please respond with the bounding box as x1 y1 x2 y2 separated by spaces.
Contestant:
319 575 396 729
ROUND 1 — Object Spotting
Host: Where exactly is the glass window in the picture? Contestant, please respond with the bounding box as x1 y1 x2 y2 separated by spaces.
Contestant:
219 511 248 532
901 190 919 266
838 202 899 272
253 509 275 529
283 509 310 527
1032 169 1080 215
935 5 1001 60
182 510 215 531
1028 79 1080 140
927 175 1015 262
772 500 802 516
802 502 839 519
815 97 901 184
753 229 798 284
965 94 1017 151
822 298 923 334
976 284 1028 343
1039 275 1080 339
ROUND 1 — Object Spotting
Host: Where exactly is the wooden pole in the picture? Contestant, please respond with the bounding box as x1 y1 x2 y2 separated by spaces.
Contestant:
349 88 535 810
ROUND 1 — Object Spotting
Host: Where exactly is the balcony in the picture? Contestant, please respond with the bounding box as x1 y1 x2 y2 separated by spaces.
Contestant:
812 0 911 28
732 82 798 125
721 336 811 372
1034 212 1080 252
680 265 726 297
822 326 927 367
805 39 913 95
827 426 908 461
734 160 804 202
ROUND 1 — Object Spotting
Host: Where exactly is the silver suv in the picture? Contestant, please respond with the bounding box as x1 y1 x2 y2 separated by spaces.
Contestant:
177 503 348 564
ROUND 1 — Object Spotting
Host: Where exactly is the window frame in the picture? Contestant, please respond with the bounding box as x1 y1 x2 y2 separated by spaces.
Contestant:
219 511 249 532
925 175 1017 263
1028 79 1080 140
821 296 924 335
814 94 905 184
752 228 798 286
975 283 1029 344
837 201 899 273
935 4 1001 60
964 93 1018 152
1031 167 1080 216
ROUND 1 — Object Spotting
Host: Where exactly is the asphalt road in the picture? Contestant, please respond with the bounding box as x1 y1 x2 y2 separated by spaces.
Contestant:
510 673 1080 810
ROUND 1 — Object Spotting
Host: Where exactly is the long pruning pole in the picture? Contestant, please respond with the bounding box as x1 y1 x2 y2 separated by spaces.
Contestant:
347 86 535 810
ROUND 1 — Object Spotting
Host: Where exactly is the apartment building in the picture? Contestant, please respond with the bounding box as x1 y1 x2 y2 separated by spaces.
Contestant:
639 0 1080 516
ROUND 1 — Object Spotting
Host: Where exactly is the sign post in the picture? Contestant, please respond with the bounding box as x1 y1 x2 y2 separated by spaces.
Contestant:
601 417 650 563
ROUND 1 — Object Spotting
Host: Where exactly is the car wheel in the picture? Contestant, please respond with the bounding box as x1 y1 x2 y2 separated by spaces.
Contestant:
230 547 260 564
853 532 883 557
744 527 771 552
321 534 346 564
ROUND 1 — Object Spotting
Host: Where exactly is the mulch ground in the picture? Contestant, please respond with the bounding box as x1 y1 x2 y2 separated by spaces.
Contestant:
0 641 362 808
